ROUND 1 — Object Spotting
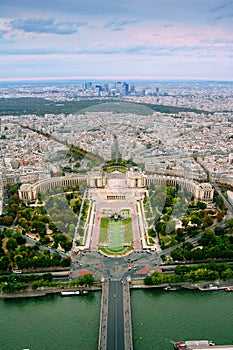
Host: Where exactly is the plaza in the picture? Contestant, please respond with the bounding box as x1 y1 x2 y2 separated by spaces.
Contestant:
18 164 214 255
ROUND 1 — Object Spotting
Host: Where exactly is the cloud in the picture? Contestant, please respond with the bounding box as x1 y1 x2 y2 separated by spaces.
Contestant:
9 17 87 35
201 38 233 45
1 48 59 55
210 0 233 13
214 12 233 21
163 24 174 28
209 0 233 23
104 19 137 31
0 30 8 39
2 39 231 59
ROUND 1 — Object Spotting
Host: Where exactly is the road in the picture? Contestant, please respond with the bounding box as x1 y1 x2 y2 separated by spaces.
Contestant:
106 280 124 350
24 235 69 258
211 181 233 218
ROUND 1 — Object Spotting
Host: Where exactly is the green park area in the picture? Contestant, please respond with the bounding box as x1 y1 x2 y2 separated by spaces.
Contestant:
99 217 133 255
104 166 128 173
109 220 124 251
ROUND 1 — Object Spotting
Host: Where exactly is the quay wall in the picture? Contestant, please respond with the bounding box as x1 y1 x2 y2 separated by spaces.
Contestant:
0 285 101 299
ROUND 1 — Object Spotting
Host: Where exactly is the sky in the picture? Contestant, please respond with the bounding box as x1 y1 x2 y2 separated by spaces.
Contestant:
0 0 233 81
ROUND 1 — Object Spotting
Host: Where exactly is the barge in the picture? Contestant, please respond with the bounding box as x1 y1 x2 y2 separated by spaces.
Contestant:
198 284 219 291
61 290 88 297
174 340 215 349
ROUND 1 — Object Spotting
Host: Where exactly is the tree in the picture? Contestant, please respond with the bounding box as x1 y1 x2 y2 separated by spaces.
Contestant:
17 217 29 231
182 217 189 227
215 195 224 210
1 215 14 226
175 265 190 275
183 249 193 261
6 238 18 251
13 231 25 245
170 248 183 261
202 215 214 228
183 241 193 250
155 221 166 235
3 228 14 238
81 274 94 287
37 215 50 224
160 254 166 262
0 256 10 271
221 268 233 280
60 239 72 252
60 257 71 267
197 201 207 210
20 208 33 221
191 216 202 226
186 225 198 237
226 219 233 228
8 184 20 196
198 229 216 247
48 222 59 232
192 248 204 261
214 226 225 237
32 221 46 238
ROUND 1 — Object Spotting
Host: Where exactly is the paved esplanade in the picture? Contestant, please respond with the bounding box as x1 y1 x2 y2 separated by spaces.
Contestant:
107 280 124 350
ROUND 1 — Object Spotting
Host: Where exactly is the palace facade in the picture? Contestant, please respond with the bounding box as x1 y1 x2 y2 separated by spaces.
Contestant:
18 166 214 204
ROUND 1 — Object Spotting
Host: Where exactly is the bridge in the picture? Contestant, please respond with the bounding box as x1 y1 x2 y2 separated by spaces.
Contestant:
98 279 133 350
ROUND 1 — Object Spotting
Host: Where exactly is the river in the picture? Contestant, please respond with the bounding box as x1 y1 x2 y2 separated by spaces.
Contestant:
0 289 233 350
131 289 233 349
0 292 101 350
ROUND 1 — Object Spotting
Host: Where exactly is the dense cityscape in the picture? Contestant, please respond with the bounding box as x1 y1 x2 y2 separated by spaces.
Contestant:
1 0 233 348
0 80 232 198
0 79 233 350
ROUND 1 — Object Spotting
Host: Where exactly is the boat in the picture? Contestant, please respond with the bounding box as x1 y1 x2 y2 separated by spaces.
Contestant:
174 340 215 349
198 284 219 291
164 285 181 291
61 290 88 297
225 286 233 292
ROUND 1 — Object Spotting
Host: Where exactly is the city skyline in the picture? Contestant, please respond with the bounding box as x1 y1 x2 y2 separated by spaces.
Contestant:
1 0 233 81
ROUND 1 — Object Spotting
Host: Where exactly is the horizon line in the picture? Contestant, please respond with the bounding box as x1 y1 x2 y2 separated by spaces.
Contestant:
0 75 233 83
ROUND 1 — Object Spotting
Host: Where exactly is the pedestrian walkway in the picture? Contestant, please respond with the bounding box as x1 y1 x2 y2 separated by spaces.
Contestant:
98 280 109 350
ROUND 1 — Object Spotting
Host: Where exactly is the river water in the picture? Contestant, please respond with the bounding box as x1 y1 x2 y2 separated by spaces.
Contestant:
0 289 233 350
131 289 233 350
0 292 101 350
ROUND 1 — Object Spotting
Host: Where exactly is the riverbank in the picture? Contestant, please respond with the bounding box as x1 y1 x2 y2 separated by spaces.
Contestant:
130 278 233 292
1 278 233 299
0 285 102 299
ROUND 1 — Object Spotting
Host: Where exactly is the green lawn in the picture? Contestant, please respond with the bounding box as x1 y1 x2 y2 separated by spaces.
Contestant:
105 166 128 173
99 217 133 254
99 218 109 243
108 220 124 252
123 218 133 244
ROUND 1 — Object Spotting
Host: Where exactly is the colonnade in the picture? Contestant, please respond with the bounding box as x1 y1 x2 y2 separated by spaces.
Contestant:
18 175 87 201
18 169 214 204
